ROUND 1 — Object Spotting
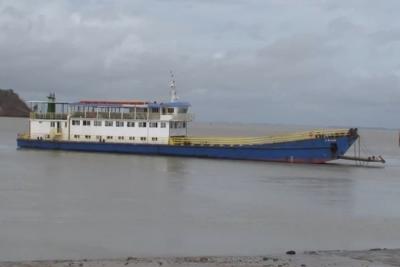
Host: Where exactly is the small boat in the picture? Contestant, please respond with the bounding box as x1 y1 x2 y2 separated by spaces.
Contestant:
17 76 361 164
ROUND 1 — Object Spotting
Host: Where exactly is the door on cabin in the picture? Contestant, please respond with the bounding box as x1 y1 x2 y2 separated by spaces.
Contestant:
56 121 61 134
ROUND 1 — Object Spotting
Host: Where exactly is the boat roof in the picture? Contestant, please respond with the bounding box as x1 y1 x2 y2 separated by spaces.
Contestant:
70 100 191 108
27 101 70 104
27 99 191 108
79 100 148 105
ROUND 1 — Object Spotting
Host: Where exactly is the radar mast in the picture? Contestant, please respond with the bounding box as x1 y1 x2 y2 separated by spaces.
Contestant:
169 71 178 102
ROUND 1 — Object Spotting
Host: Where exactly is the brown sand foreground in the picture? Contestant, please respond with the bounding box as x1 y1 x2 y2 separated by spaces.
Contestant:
1 249 400 267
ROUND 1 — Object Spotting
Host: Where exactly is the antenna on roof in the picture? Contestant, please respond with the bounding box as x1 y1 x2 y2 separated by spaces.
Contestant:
47 92 56 102
169 70 178 102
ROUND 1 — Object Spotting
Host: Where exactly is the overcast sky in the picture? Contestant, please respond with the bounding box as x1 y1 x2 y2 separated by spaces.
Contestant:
0 0 399 128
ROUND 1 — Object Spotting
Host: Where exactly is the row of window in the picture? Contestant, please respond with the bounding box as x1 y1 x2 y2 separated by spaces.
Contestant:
71 120 172 128
44 120 186 129
72 135 159 141
50 122 68 128
170 121 186 129
70 107 173 113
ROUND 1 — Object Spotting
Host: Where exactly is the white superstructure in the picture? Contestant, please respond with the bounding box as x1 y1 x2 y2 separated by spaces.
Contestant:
27 84 192 145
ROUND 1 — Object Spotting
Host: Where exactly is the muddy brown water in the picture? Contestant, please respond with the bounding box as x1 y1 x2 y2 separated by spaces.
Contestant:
1 117 400 261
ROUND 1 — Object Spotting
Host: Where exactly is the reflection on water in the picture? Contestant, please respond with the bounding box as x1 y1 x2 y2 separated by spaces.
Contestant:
265 176 355 212
1 118 400 260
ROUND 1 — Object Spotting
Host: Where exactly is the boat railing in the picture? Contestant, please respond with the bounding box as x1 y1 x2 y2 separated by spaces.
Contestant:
169 129 350 146
69 112 165 120
161 113 194 121
136 113 148 120
67 112 193 121
17 133 30 140
31 110 194 121
30 112 68 120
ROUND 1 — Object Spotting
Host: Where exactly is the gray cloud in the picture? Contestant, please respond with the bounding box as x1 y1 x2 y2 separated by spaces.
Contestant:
0 0 399 128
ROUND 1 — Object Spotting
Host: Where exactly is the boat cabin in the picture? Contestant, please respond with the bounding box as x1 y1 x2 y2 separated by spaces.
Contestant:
28 94 192 145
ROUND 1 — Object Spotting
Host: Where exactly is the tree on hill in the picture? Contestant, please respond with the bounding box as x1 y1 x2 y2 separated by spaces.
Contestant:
0 89 30 117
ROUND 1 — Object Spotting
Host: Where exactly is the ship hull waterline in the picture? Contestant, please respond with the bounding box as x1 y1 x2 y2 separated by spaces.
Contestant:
17 135 357 164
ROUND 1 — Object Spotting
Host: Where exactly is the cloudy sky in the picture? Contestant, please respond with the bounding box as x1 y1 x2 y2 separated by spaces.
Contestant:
0 0 399 128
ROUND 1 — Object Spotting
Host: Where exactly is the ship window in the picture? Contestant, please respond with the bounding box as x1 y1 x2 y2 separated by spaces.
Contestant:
140 137 146 141
183 122 186 128
178 108 187 114
105 121 113 127
149 122 158 128
50 122 55 127
118 136 124 140
152 137 158 141
116 121 124 127
151 108 159 113
85 135 91 139
139 122 147 128
83 120 91 126
129 136 135 140
72 120 80 126
160 122 167 128
127 122 135 127
94 121 102 126
167 108 174 114
74 135 80 139
171 122 180 129
107 136 113 140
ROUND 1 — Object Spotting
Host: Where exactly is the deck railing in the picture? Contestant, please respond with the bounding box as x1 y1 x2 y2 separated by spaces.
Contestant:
30 112 193 121
30 112 68 120
70 112 165 120
17 133 30 140
169 129 350 146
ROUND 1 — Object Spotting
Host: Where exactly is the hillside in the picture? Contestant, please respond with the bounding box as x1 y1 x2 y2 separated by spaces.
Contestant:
0 89 30 117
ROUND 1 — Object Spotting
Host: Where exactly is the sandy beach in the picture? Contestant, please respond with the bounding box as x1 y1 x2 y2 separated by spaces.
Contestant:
1 249 399 267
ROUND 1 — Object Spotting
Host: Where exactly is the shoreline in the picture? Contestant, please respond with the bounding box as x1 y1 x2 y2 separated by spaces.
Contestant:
1 249 399 267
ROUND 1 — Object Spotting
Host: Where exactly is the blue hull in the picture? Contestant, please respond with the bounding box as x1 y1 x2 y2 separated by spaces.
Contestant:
17 135 357 163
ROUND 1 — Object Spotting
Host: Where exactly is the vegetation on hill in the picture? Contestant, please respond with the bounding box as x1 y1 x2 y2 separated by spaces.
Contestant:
0 89 30 117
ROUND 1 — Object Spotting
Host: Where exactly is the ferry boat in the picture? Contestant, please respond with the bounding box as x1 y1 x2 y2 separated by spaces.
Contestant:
17 76 360 163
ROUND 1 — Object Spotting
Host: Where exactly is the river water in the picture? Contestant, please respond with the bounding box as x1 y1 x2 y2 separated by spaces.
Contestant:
0 117 400 261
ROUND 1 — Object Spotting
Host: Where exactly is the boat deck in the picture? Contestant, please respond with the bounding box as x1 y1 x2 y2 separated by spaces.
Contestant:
169 129 352 146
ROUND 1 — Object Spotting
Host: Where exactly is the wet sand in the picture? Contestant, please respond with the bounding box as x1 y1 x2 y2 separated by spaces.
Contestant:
1 249 399 267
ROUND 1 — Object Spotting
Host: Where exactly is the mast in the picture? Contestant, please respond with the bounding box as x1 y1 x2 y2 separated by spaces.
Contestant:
47 92 56 113
169 71 178 102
